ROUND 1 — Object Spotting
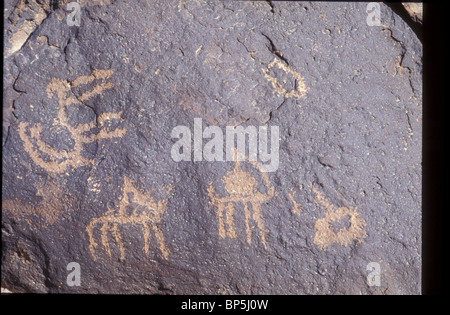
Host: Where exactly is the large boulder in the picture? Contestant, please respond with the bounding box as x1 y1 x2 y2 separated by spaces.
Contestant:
2 0 422 294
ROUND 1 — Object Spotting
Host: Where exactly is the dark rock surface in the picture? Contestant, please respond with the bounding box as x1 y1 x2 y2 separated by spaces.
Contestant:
2 1 422 294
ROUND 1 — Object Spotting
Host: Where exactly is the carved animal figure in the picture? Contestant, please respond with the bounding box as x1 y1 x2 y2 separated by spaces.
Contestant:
208 158 275 248
87 177 169 260
18 69 125 173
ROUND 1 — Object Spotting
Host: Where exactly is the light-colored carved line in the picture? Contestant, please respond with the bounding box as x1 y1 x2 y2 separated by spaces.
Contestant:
29 123 68 160
28 120 88 168
97 111 123 126
262 58 308 99
87 221 98 260
91 213 163 226
215 188 275 205
100 223 111 255
78 82 115 102
71 69 114 87
18 122 71 173
124 177 162 216
46 79 76 107
83 127 127 143
263 70 286 97
152 224 169 259
142 222 151 254
74 121 97 134
243 203 252 245
111 223 125 260
71 74 96 87
251 202 267 248
289 190 302 215
26 120 93 169
225 202 237 239
27 122 93 170
217 203 226 239
312 186 335 213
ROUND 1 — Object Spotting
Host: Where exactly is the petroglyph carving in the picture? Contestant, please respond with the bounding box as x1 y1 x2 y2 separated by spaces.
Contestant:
18 69 126 173
312 186 367 249
87 177 171 261
2 178 76 227
289 189 303 215
208 152 275 248
262 58 308 99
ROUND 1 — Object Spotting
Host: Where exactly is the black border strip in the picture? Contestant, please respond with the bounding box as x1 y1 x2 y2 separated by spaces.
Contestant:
422 1 445 296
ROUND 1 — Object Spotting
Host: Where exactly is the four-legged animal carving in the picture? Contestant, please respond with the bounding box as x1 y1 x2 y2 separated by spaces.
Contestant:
208 159 275 248
87 177 169 261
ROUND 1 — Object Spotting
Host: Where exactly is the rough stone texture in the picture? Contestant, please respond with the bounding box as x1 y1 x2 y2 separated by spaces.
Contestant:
2 1 422 294
402 3 423 24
